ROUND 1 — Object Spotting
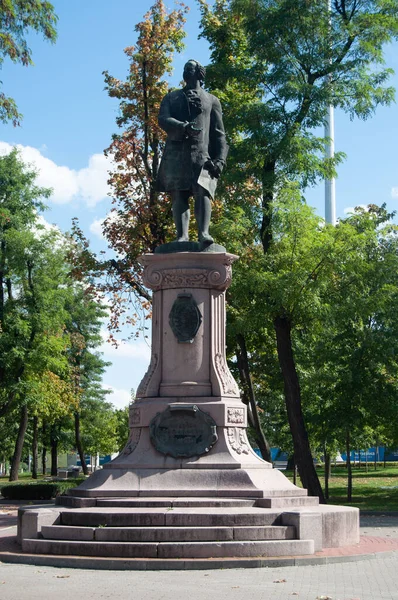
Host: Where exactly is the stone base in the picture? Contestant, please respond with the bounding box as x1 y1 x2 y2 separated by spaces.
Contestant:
154 241 226 254
65 425 304 499
65 467 307 499
17 497 359 560
15 248 360 562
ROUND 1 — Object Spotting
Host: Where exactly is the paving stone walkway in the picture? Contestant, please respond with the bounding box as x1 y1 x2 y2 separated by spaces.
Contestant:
0 553 397 600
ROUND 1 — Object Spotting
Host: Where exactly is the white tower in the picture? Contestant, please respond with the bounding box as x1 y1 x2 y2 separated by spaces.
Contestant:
325 0 336 225
325 104 336 225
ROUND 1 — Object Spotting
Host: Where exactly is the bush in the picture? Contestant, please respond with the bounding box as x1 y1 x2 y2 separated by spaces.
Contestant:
0 479 85 500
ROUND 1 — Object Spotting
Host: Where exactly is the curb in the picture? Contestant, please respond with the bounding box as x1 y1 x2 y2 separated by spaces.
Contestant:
0 533 397 571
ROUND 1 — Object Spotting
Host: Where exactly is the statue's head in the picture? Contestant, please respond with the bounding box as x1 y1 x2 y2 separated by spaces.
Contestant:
183 59 206 86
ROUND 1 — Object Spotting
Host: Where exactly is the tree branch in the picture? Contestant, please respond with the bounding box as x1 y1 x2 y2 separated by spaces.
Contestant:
109 259 151 302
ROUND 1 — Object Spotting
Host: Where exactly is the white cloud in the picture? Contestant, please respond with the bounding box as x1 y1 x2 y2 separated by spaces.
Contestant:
76 153 111 207
89 217 105 238
0 141 112 206
103 385 132 410
89 211 121 240
99 329 151 360
391 188 398 199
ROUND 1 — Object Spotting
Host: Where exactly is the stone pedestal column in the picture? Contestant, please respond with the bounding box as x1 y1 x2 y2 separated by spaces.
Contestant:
71 251 304 498
122 251 263 468
137 252 242 411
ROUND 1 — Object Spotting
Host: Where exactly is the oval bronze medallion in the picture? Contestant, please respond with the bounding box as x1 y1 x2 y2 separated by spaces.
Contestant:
169 293 202 343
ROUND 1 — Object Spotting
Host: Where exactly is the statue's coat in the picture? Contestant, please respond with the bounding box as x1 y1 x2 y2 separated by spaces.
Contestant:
157 88 228 196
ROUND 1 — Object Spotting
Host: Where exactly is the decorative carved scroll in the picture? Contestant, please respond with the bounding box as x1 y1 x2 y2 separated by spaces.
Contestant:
136 353 158 398
227 427 250 455
215 353 239 396
122 428 141 456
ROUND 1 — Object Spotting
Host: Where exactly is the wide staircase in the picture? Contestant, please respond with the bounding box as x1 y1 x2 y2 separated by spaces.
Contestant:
21 496 320 559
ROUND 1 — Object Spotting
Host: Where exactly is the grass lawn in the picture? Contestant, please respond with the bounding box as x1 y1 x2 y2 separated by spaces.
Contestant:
286 464 398 511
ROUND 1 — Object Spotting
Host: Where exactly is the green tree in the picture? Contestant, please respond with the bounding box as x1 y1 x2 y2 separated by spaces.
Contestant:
199 0 398 248
220 195 398 501
198 0 398 500
65 284 111 475
0 150 112 480
0 149 50 420
114 404 130 453
301 205 398 499
0 150 73 479
80 397 117 460
5 227 76 481
0 0 58 125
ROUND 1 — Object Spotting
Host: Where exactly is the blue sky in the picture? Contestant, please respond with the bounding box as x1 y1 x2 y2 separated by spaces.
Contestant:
1 1 398 409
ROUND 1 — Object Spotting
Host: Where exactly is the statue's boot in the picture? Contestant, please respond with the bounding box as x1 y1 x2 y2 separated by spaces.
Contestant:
198 232 214 245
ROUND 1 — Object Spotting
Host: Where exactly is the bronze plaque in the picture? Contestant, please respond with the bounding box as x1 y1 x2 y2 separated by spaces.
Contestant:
150 405 218 458
169 293 202 343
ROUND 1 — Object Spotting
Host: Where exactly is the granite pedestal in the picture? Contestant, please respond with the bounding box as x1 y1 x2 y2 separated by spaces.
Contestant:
17 251 359 560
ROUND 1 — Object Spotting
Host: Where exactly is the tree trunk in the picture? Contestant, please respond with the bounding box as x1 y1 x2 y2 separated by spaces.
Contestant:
346 430 352 502
9 404 28 481
74 412 88 475
236 333 271 462
41 421 47 476
374 442 378 471
32 415 38 479
274 315 326 502
286 454 295 471
260 160 276 253
50 426 58 477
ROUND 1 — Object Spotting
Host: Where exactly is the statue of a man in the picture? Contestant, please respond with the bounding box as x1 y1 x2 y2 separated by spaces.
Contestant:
157 59 228 246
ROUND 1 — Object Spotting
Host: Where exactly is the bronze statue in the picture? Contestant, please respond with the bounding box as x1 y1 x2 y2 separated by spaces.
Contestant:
157 59 228 246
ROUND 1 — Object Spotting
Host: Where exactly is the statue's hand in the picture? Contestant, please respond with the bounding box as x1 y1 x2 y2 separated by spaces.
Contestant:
185 121 202 137
204 159 223 179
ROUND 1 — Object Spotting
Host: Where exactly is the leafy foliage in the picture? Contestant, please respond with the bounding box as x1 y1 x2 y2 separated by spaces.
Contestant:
198 0 398 499
71 0 188 337
0 149 121 480
198 0 398 247
0 0 58 125
0 149 70 420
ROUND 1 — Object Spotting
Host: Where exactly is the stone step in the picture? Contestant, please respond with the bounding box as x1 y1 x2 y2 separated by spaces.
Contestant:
255 497 319 508
59 507 281 528
22 538 314 558
41 524 295 543
95 497 257 508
